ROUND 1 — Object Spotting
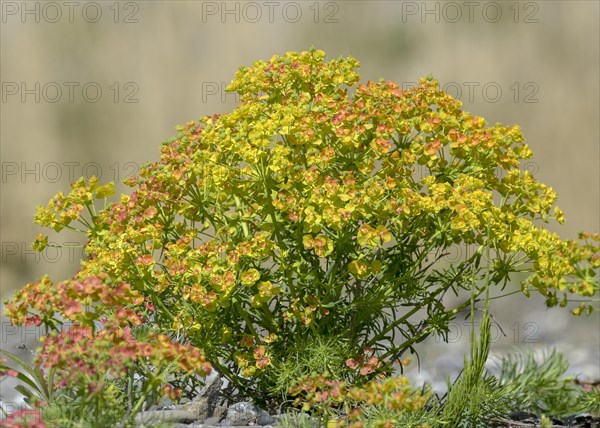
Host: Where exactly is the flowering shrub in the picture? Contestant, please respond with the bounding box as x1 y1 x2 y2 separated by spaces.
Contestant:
3 48 599 419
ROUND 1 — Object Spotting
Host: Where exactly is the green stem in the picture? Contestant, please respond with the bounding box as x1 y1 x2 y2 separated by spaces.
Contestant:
379 325 436 362
234 301 258 338
127 367 134 412
363 305 421 349
151 289 175 321
212 350 252 387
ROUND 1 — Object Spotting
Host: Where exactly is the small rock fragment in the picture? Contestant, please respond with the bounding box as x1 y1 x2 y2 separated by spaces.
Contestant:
256 409 275 426
204 415 222 425
225 401 259 426
179 375 223 422
135 409 198 424
213 404 228 421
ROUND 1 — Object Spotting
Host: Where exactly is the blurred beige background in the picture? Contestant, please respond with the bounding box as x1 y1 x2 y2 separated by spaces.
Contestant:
1 0 599 400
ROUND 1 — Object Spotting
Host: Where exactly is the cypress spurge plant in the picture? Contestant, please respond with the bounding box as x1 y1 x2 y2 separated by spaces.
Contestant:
3 49 599 423
495 349 600 418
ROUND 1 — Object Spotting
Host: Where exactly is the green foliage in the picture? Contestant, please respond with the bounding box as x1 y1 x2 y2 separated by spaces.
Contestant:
1 350 55 408
495 349 595 417
438 275 599 426
439 345 600 426
579 387 600 417
439 251 496 427
0 349 126 427
268 333 350 398
2 48 599 425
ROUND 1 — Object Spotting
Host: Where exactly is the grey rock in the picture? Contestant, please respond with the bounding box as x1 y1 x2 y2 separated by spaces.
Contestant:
205 416 222 425
213 404 228 420
135 409 198 424
256 409 275 426
225 401 259 426
172 424 206 428
179 375 224 422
